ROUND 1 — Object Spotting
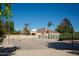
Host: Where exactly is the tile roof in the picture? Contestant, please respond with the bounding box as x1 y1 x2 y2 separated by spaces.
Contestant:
37 28 58 33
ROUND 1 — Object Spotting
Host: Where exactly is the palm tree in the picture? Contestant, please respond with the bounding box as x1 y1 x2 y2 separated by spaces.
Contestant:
0 3 13 43
47 21 52 39
4 3 13 34
47 21 52 33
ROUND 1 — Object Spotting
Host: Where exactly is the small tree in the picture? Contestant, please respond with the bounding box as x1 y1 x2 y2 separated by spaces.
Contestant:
23 23 30 35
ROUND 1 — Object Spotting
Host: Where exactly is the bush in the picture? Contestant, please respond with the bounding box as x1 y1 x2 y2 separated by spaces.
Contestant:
73 32 79 40
59 33 72 40
0 29 5 42
3 28 8 34
0 37 4 42
59 32 79 40
0 29 4 37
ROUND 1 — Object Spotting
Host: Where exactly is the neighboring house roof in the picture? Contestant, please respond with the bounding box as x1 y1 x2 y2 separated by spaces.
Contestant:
37 28 59 33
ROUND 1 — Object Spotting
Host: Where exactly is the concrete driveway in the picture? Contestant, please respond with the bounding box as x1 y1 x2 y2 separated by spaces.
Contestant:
2 35 79 56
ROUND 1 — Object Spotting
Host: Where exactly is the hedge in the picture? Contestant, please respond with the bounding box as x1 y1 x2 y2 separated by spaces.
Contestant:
59 32 79 40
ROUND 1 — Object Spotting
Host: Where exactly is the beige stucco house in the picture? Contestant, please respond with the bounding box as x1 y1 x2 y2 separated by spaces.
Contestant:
31 28 59 35
31 28 60 39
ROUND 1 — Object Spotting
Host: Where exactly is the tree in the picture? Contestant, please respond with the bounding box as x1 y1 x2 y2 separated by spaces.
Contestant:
0 3 14 34
47 21 52 28
4 3 13 33
46 21 52 33
47 21 52 39
0 20 4 37
23 23 30 35
55 18 74 33
56 18 74 48
10 21 15 33
5 20 14 34
0 3 2 20
0 3 4 37
0 3 14 42
4 3 13 20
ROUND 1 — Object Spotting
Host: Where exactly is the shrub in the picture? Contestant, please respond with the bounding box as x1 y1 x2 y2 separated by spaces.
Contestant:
0 37 4 42
59 32 79 40
0 30 5 42
73 32 79 40
59 33 72 40
0 29 5 42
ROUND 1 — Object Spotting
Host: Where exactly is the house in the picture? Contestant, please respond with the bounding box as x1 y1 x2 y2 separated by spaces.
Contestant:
31 28 59 35
31 28 60 39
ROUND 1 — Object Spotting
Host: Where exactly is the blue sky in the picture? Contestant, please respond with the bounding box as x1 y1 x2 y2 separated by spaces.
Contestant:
12 3 79 32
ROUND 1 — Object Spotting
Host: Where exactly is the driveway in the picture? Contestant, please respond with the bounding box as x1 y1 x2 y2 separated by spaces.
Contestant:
2 35 79 56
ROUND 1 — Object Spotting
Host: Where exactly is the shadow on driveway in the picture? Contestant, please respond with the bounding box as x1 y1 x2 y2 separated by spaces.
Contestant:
47 41 79 55
0 46 20 56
